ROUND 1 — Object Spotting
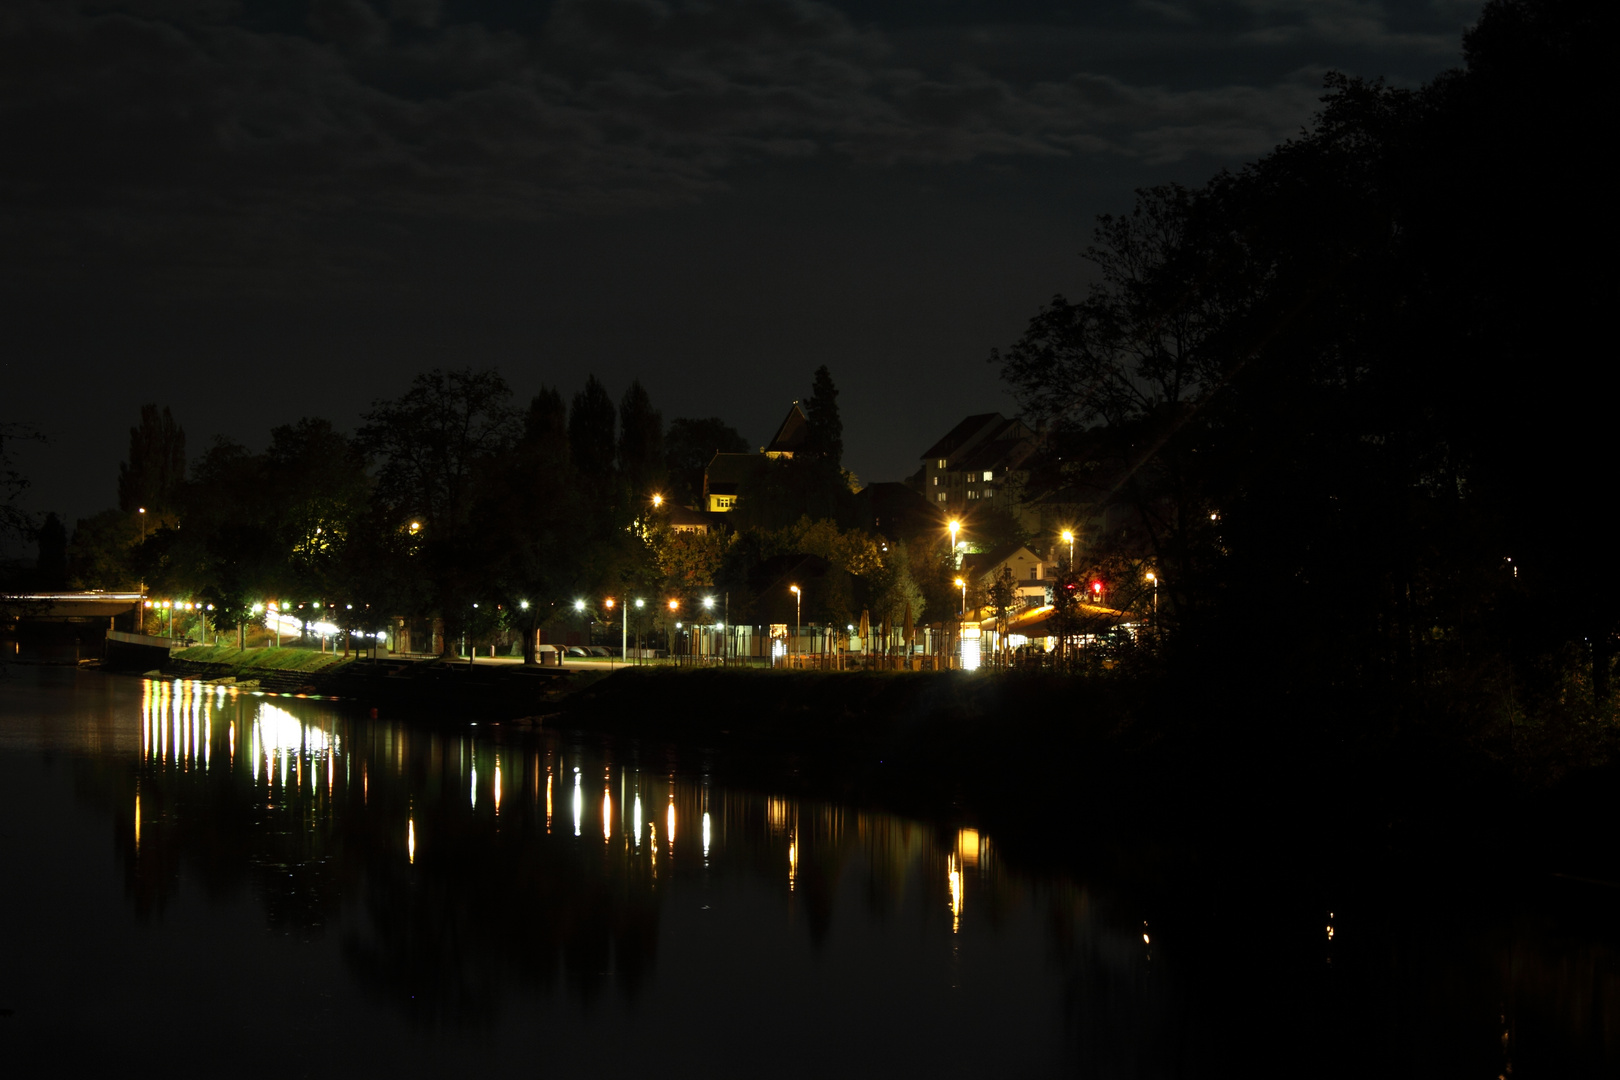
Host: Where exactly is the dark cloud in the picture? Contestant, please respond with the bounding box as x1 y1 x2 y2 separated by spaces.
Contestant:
1 0 1446 244
2 0 1485 529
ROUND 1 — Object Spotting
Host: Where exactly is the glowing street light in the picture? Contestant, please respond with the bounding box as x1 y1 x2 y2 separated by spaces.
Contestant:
652 493 664 508
1061 529 1074 568
789 584 801 660
955 577 967 616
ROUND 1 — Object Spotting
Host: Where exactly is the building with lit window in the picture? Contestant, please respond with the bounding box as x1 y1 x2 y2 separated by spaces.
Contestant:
702 402 810 513
916 413 1037 517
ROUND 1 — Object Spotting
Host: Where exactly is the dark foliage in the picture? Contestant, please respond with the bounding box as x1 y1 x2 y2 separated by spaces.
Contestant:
996 0 1617 729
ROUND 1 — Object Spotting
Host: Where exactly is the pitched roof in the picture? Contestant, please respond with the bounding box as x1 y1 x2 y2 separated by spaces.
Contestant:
704 452 766 495
954 433 1037 474
765 402 809 454
961 543 1040 581
920 413 1007 462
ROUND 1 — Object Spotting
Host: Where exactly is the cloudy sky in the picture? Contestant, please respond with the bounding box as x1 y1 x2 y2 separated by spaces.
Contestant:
3 0 1485 528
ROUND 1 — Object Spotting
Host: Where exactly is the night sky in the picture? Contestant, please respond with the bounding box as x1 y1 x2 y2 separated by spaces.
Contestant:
3 0 1484 531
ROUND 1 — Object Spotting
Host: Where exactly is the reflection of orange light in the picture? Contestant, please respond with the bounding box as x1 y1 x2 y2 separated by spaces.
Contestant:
948 853 962 933
957 827 981 869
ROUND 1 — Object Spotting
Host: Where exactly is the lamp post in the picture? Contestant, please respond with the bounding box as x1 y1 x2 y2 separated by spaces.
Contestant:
607 598 621 663
947 518 960 568
1145 572 1158 632
1061 529 1074 569
137 507 147 631
634 598 644 663
668 599 680 664
789 585 801 664
702 596 714 663
955 577 966 616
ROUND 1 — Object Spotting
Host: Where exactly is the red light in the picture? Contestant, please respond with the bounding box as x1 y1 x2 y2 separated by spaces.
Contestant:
1090 581 1103 595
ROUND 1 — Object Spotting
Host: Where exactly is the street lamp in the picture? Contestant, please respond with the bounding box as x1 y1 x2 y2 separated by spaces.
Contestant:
955 577 966 616
702 596 714 662
606 597 622 662
947 518 960 563
1061 530 1074 568
789 585 801 661
652 493 664 508
137 507 147 630
1145 571 1158 628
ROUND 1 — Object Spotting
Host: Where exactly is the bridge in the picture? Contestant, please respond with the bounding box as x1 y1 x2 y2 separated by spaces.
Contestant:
1 591 148 664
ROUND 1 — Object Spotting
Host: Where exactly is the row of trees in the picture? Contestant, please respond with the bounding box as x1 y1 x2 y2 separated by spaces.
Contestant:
997 0 1615 718
64 366 948 657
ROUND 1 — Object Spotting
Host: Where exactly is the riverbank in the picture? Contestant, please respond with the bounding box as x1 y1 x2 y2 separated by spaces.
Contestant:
154 645 582 709
548 666 1620 886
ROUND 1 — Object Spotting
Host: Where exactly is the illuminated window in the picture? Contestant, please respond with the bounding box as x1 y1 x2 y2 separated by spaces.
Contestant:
936 493 947 502
983 471 993 481
937 458 946 468
932 476 938 486
967 490 979 500
984 488 994 497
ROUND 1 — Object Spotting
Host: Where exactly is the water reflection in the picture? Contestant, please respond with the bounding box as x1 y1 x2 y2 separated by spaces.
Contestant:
2 670 1615 1075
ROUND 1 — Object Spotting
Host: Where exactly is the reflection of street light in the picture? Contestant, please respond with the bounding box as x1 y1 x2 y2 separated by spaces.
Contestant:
789 585 801 658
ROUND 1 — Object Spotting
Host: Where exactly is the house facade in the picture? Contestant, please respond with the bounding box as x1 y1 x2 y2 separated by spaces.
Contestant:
703 402 809 513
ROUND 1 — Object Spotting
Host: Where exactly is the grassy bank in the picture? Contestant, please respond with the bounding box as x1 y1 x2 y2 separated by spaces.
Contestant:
169 645 351 674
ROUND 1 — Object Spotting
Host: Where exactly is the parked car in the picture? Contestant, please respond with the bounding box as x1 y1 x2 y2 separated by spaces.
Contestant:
585 646 612 658
565 646 590 658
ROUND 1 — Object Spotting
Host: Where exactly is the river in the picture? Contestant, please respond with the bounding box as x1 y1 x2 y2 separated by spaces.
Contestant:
0 667 1613 1076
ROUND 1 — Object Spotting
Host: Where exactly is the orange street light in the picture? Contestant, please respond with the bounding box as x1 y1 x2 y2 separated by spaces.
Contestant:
652 493 664 508
789 585 801 657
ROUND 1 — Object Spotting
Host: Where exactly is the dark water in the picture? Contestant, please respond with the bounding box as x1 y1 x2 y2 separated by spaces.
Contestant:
0 668 1614 1077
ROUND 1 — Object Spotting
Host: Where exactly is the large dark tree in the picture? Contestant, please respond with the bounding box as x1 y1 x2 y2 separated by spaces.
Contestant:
803 365 843 466
617 380 665 501
997 0 1616 716
116 404 186 514
568 376 617 480
35 512 66 589
664 417 748 508
358 368 519 653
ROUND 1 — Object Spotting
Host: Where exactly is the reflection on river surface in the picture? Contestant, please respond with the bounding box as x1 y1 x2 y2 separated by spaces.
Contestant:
0 668 1615 1077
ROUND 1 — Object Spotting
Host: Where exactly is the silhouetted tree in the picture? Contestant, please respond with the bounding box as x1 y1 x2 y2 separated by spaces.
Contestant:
569 376 617 479
803 366 843 466
617 380 665 500
358 368 518 653
35 512 66 588
117 404 186 514
664 417 747 508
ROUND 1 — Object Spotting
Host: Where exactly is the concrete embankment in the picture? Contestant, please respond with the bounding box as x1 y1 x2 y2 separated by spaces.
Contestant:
154 648 580 716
